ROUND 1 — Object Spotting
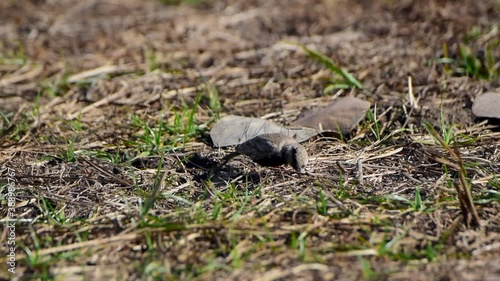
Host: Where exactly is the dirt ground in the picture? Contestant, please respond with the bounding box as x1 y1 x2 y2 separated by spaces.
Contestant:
0 0 499 280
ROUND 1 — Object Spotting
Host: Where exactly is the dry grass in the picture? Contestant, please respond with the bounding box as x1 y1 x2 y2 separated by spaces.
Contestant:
0 0 499 280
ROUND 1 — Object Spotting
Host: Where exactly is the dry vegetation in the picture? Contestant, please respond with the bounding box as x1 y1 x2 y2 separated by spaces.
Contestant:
0 0 499 280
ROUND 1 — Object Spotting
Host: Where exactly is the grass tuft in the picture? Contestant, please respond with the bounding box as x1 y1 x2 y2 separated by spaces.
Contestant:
288 43 363 91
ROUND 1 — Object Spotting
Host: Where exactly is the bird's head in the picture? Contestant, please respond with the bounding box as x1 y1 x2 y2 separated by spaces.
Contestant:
284 143 308 173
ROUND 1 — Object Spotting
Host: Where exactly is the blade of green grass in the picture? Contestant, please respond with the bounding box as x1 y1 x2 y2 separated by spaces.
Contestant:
297 44 363 89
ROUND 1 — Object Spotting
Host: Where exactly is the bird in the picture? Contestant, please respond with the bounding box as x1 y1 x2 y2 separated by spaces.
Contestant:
222 133 309 173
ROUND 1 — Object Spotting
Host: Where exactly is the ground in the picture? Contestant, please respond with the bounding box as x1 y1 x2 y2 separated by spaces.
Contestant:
0 0 499 280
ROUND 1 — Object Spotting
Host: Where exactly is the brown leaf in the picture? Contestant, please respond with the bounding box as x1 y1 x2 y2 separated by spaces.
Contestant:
292 96 371 134
210 115 318 147
472 91 500 119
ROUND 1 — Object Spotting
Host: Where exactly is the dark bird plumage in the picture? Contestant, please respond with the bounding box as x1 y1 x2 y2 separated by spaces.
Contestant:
223 133 308 172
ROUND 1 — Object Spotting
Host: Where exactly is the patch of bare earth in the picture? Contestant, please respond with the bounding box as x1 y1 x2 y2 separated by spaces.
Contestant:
0 0 499 280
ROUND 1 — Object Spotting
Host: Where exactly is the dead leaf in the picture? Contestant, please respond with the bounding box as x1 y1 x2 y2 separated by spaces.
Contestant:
472 91 500 119
292 96 370 134
210 115 318 147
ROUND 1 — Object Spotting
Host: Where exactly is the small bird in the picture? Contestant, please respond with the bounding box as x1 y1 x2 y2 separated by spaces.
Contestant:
222 133 309 173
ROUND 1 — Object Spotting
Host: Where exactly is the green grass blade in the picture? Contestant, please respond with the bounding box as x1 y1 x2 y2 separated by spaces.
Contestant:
299 45 363 89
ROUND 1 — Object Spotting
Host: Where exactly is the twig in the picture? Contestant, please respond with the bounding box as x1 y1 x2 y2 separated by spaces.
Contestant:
425 123 481 228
